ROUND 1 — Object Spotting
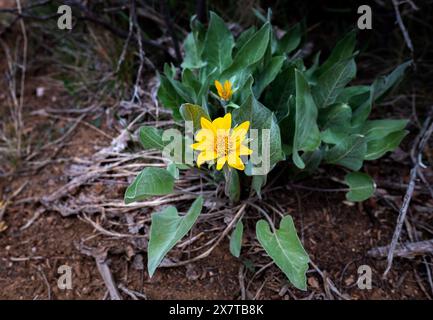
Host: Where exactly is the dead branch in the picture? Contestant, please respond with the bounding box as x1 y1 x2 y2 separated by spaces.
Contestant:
369 239 433 258
77 243 123 300
384 110 433 276
392 0 414 52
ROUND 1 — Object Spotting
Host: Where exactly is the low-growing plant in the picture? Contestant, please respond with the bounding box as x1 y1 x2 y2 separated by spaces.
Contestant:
124 12 410 290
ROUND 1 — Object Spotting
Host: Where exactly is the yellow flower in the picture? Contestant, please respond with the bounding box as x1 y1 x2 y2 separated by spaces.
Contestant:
191 113 253 171
214 80 234 101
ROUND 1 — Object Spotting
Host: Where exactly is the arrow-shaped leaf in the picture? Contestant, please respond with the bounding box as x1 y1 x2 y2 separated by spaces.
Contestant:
124 168 174 204
344 172 375 202
230 220 244 258
256 216 309 290
148 197 203 277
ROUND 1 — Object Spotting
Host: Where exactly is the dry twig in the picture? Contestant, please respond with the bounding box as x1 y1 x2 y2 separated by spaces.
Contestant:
384 111 433 276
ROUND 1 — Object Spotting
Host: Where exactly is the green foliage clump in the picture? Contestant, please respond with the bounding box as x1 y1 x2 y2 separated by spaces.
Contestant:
125 11 410 290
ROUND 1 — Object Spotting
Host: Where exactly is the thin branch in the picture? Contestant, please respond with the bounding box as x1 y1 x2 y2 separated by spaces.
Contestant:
384 111 433 276
369 239 433 258
392 0 414 52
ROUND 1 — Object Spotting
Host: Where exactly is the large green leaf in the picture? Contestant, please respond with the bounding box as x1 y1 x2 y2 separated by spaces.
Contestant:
139 126 166 151
221 22 270 81
157 75 183 120
181 32 206 69
253 55 286 98
291 148 324 177
182 69 201 102
263 64 296 122
181 16 206 70
256 216 309 290
319 103 352 130
292 70 321 169
147 197 203 277
233 87 284 175
352 61 411 125
229 220 244 258
361 119 408 142
179 103 210 131
344 172 375 202
315 31 356 77
324 134 366 171
335 85 370 105
202 12 234 73
235 27 256 51
124 168 175 204
371 60 412 102
276 23 301 55
365 130 408 160
313 58 356 109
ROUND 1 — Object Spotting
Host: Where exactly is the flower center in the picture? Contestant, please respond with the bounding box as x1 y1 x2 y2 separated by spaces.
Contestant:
216 132 229 157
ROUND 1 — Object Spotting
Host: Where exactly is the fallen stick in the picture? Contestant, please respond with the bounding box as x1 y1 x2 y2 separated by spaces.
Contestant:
384 111 433 276
77 244 122 300
369 239 433 258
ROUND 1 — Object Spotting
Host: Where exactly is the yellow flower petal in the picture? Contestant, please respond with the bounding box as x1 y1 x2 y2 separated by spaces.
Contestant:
213 113 231 131
197 151 217 167
238 144 253 156
201 117 216 133
215 80 233 101
231 121 250 141
228 154 245 170
215 80 223 98
224 80 231 93
216 156 227 170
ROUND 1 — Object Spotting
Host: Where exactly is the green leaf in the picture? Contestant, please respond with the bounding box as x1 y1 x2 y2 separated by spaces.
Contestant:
235 27 256 51
315 31 356 76
361 119 408 142
147 197 203 277
365 130 408 160
181 32 206 69
251 175 267 198
324 134 366 171
256 216 309 290
221 22 270 78
371 60 412 102
167 163 180 179
157 75 183 120
352 61 411 125
335 85 370 105
276 23 301 55
253 55 286 98
179 103 210 131
202 12 234 73
233 86 284 175
139 126 166 150
165 76 192 103
264 64 296 122
291 148 324 177
313 58 356 109
224 167 240 203
319 103 352 130
230 220 244 258
182 69 201 101
124 168 175 204
344 172 375 202
292 70 321 169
